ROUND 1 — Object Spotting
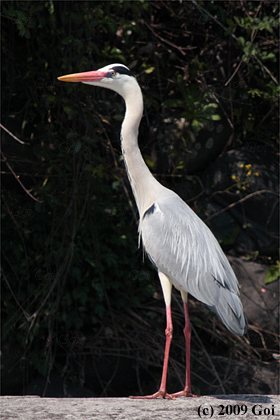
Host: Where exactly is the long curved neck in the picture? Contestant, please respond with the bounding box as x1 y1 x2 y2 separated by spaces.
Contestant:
121 83 161 217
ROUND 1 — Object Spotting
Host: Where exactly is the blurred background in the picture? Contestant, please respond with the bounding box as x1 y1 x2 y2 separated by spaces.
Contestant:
2 0 279 397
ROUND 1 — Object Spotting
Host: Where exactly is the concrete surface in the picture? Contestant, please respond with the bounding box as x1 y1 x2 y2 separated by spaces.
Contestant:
0 395 279 419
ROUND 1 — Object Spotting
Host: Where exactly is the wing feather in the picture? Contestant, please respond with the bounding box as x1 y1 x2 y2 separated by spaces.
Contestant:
140 193 247 336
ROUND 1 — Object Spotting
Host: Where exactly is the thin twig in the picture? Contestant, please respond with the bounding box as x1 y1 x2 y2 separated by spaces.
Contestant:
0 123 30 145
142 20 194 56
206 189 278 222
252 54 279 85
1 150 43 202
225 58 244 87
2 270 30 320
256 104 277 129
190 0 239 42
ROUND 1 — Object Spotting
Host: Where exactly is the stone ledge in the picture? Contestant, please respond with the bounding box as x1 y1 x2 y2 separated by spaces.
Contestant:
1 395 279 419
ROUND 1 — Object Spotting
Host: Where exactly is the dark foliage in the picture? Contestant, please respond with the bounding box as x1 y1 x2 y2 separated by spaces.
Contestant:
1 1 279 396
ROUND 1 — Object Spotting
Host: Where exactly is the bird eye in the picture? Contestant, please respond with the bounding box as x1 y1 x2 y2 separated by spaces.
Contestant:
110 70 116 77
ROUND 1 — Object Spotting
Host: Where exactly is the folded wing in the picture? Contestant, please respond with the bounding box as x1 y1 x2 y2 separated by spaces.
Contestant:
140 193 247 336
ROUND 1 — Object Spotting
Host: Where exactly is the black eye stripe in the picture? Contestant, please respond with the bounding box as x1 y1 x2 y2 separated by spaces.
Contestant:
111 66 134 77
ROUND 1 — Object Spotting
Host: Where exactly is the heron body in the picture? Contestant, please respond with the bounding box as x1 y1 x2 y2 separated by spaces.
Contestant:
58 64 247 399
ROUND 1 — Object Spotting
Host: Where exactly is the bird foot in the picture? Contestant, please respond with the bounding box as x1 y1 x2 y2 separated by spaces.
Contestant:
171 389 198 398
130 389 175 400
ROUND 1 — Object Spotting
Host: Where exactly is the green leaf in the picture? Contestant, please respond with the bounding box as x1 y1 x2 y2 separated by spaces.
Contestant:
210 114 221 121
245 251 259 261
144 155 155 169
144 67 155 74
265 261 280 284
202 103 218 111
238 36 245 47
176 160 185 170
192 119 201 131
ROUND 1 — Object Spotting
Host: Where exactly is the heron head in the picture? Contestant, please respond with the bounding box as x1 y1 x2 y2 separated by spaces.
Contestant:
58 63 137 99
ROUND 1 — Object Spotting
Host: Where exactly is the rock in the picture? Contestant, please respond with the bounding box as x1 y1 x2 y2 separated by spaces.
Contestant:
1 395 279 419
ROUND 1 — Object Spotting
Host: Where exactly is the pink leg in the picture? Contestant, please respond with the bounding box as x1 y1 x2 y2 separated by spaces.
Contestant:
130 305 175 399
171 301 198 398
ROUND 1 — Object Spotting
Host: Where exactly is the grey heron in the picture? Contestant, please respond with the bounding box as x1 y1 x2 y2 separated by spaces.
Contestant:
58 64 247 399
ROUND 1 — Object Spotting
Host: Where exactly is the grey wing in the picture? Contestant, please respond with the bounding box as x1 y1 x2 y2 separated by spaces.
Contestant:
140 193 247 336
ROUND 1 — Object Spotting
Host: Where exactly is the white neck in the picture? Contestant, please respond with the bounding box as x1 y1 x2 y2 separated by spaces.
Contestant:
120 81 163 217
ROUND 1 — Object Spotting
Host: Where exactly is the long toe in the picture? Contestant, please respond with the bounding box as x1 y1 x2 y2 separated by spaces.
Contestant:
130 390 175 400
171 390 198 398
